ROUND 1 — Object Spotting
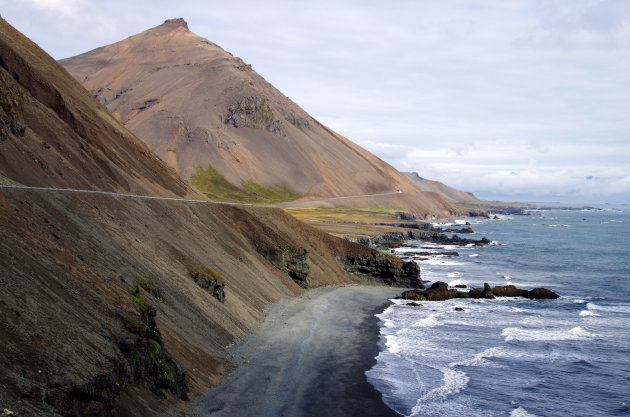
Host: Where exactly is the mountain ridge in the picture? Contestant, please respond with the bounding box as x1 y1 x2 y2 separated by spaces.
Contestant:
60 18 464 216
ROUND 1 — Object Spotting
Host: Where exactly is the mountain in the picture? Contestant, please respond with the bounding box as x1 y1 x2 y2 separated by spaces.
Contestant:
0 17 420 417
60 18 461 216
0 19 196 198
403 172 480 205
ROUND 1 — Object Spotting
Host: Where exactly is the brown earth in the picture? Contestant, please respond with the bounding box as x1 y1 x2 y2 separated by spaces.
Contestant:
0 18 420 417
59 18 463 217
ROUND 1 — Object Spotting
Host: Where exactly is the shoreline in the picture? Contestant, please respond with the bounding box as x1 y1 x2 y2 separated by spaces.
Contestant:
190 286 402 417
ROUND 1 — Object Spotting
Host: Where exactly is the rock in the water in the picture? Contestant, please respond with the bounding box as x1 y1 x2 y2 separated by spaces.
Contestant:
492 285 529 298
454 307 465 311
528 287 560 299
480 282 495 299
402 282 559 302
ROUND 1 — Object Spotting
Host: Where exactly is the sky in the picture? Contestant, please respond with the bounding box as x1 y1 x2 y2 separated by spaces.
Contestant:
2 0 629 204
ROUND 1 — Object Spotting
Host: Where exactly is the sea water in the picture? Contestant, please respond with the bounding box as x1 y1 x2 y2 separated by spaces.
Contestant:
367 206 630 417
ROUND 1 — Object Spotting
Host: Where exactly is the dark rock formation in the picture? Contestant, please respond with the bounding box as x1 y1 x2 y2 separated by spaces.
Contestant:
402 281 466 301
440 226 474 234
336 253 422 288
528 287 560 299
224 96 284 134
480 283 495 299
401 282 559 301
190 269 226 302
257 244 311 287
0 73 25 140
400 251 459 257
492 285 559 299
44 295 188 417
347 230 491 249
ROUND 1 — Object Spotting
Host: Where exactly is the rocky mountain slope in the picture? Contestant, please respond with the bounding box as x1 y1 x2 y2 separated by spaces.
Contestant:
60 18 461 216
0 18 420 417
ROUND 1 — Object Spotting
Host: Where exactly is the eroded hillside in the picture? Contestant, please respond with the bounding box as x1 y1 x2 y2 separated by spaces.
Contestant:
0 17 420 417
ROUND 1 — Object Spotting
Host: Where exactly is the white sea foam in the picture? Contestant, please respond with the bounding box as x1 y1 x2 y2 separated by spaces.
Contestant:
579 310 601 317
502 326 599 342
410 367 470 416
468 253 479 257
447 271 461 278
448 278 467 287
587 302 630 314
569 326 599 337
385 335 401 354
573 299 587 304
413 313 443 328
510 406 540 417
455 346 505 367
503 275 513 280
421 259 464 266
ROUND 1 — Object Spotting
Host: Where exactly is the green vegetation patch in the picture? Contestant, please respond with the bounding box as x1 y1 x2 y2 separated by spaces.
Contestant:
190 268 226 302
191 164 301 204
0 77 25 139
284 206 414 224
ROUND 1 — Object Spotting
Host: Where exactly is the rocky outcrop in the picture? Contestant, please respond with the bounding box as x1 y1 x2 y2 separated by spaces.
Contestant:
402 281 461 301
336 253 423 288
224 96 284 135
257 244 311 287
0 72 25 140
492 285 559 299
190 269 226 302
347 230 491 248
401 282 559 301
44 292 188 417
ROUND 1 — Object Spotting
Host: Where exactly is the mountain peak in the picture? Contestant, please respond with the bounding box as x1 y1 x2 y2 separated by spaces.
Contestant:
162 18 189 31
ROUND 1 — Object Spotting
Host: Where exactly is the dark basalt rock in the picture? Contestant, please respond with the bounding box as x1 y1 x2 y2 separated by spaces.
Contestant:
346 230 491 249
224 96 284 134
44 302 188 417
258 244 311 287
191 269 226 302
528 287 560 299
401 281 559 301
0 76 26 140
480 282 495 299
338 253 422 288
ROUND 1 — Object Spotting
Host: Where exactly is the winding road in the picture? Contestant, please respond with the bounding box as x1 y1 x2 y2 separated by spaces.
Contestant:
0 184 405 206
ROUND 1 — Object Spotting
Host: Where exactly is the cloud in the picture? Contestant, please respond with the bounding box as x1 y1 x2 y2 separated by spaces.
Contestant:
20 0 87 17
1 0 627 203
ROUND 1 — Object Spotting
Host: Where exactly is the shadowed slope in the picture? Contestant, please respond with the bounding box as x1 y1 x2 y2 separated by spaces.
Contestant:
0 18 195 198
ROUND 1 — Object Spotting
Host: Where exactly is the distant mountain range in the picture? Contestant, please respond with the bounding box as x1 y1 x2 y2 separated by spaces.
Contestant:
60 18 478 216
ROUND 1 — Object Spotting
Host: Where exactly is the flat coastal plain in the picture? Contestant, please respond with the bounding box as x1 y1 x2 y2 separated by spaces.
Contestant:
191 286 402 417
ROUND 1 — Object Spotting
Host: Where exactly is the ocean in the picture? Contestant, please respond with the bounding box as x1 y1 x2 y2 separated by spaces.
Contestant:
367 206 630 417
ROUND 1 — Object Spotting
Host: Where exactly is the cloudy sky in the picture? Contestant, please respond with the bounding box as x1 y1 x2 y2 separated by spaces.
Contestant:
2 0 629 203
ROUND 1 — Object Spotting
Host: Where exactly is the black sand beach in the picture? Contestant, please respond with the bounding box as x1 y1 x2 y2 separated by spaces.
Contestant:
190 286 402 417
